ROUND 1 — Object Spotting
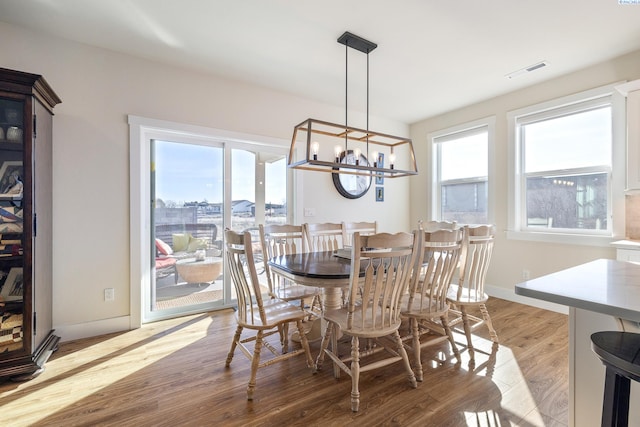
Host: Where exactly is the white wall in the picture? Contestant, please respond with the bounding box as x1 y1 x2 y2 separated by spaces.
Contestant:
410 49 640 301
0 22 412 339
6 19 639 338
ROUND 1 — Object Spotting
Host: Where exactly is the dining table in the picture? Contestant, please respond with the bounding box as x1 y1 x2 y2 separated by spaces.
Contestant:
267 250 356 341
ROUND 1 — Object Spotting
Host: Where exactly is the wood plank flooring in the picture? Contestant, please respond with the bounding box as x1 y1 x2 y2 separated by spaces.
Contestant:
0 298 568 426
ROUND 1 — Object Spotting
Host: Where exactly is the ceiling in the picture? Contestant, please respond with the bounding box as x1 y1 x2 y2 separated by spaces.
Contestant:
2 0 640 124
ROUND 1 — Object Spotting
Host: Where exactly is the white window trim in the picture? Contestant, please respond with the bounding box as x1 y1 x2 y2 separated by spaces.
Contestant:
506 83 626 247
128 115 296 327
429 116 496 224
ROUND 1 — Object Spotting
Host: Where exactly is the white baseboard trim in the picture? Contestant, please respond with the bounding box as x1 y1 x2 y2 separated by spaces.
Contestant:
485 284 569 315
54 316 132 343
52 285 564 343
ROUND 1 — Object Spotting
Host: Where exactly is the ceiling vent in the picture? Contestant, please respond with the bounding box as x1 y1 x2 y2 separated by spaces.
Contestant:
506 61 548 79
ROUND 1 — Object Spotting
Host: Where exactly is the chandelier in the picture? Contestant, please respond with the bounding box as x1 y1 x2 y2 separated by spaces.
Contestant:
288 32 418 178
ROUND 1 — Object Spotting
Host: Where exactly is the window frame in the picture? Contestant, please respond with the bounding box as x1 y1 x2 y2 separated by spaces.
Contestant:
507 84 626 246
429 116 495 225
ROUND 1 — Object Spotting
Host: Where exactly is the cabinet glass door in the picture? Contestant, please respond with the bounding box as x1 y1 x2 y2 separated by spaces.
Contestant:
0 97 25 354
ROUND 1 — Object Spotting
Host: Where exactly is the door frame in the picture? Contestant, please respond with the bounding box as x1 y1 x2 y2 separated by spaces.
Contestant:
129 115 298 327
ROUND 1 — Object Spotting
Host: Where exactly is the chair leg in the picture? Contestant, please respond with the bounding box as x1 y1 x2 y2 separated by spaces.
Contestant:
331 323 341 379
410 317 423 382
247 330 264 401
479 303 499 343
315 321 334 370
312 294 323 316
277 324 284 349
302 295 322 322
299 298 311 322
460 307 475 361
393 329 417 389
601 367 631 427
282 322 289 354
226 325 243 366
295 320 316 371
442 313 460 361
350 335 361 412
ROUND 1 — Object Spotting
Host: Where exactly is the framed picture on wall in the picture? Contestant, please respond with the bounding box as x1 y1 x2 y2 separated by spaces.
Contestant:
376 186 384 202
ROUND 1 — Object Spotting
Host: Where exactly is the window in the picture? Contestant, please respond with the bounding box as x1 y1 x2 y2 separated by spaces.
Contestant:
431 118 493 224
508 84 624 243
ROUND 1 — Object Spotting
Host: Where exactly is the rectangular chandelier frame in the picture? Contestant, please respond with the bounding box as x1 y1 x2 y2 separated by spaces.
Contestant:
289 118 418 178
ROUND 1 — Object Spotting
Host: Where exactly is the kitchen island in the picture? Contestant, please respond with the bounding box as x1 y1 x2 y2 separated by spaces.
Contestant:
515 258 640 427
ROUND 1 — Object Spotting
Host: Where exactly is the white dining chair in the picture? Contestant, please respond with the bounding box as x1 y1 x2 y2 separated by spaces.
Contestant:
224 228 316 400
260 223 322 346
316 231 421 412
419 219 458 231
342 221 377 247
401 227 465 381
447 224 498 362
304 222 345 252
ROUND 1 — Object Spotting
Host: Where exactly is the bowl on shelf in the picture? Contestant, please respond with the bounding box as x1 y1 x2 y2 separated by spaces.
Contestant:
6 126 22 142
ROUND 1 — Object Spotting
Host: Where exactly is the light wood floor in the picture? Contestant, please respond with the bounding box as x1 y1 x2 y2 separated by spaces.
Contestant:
0 298 568 426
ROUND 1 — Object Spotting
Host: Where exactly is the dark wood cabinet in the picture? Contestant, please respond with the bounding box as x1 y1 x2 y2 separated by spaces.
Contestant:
0 68 60 380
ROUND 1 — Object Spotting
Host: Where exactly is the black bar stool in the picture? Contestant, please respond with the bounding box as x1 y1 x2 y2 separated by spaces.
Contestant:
591 331 640 427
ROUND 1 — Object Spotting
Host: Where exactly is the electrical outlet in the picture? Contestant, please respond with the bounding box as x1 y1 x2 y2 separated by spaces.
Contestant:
304 208 316 217
522 269 530 280
104 288 115 301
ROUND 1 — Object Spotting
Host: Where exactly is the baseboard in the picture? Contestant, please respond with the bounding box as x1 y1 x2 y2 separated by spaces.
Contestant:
52 287 564 342
485 284 569 315
54 316 132 343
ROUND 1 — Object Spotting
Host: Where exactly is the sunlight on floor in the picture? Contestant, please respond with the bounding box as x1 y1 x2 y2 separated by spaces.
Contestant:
0 311 565 426
454 335 549 427
0 314 211 425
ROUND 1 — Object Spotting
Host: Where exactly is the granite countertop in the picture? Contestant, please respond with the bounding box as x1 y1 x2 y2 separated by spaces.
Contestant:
515 258 640 322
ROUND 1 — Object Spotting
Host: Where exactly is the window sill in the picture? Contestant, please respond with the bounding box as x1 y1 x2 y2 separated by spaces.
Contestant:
506 230 617 247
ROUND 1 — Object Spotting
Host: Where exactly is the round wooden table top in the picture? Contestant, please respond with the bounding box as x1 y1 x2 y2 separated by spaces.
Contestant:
267 251 353 283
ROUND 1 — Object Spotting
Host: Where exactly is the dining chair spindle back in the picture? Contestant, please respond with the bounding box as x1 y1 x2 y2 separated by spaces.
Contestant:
342 221 377 247
304 222 345 252
418 219 458 231
260 223 322 332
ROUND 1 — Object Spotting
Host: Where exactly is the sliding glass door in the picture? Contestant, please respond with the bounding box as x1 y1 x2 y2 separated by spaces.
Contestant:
151 139 224 317
145 136 289 322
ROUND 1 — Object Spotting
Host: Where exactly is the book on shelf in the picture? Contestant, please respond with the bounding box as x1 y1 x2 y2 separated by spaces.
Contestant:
0 244 22 257
0 194 22 201
0 240 20 245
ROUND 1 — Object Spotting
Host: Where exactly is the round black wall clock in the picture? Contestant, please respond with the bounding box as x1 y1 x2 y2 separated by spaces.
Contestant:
332 150 372 199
